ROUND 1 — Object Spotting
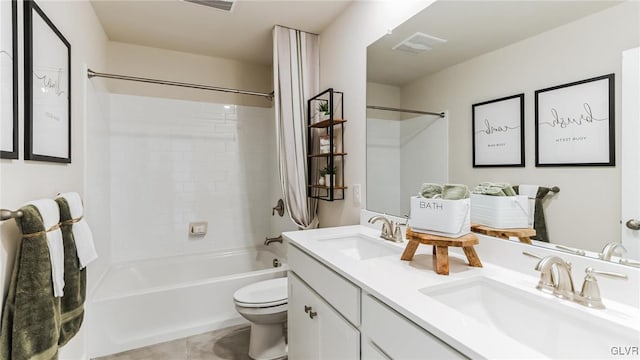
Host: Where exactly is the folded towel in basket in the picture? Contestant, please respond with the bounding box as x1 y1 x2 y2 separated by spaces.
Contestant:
419 183 442 198
441 184 470 200
55 194 92 347
473 182 517 196
1 204 61 360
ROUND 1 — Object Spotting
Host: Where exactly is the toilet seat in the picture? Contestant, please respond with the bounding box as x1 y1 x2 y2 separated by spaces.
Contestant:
233 277 287 308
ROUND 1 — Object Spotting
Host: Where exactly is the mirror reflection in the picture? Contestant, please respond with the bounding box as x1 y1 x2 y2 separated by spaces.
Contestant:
366 0 640 265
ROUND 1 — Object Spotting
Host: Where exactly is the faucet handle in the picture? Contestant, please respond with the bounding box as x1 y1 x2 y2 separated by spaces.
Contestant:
575 267 627 309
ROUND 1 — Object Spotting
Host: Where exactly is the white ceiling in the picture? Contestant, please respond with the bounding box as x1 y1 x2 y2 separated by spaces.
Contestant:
367 1 623 86
91 0 352 65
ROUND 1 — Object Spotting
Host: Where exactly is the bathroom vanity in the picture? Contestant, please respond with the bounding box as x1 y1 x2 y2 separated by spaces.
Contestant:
284 225 640 359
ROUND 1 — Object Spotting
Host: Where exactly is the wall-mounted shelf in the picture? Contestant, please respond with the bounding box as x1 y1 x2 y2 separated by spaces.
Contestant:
307 88 346 201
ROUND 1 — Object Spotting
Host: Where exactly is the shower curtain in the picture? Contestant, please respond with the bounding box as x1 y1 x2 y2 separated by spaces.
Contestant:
273 26 319 229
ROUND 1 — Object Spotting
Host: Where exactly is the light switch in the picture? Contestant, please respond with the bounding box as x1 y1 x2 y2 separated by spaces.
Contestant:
353 184 361 206
189 221 208 236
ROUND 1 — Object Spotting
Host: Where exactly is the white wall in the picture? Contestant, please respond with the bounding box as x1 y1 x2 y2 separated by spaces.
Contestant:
0 1 108 358
318 0 434 227
367 118 401 215
106 41 273 108
400 2 639 252
399 114 448 216
109 94 280 262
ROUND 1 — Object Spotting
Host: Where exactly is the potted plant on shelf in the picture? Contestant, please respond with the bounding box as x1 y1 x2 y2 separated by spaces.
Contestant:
318 101 331 121
318 167 326 186
321 165 336 187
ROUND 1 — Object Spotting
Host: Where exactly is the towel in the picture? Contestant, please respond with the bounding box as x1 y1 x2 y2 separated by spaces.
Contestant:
514 185 553 243
56 192 97 268
441 184 470 200
472 182 516 197
1 205 61 360
28 199 65 297
419 183 442 198
54 196 88 347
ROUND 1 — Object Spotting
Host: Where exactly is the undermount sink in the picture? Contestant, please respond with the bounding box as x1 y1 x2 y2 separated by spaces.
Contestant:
316 234 400 260
420 277 640 359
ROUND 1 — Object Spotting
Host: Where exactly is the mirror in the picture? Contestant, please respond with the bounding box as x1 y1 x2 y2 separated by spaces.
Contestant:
366 1 640 265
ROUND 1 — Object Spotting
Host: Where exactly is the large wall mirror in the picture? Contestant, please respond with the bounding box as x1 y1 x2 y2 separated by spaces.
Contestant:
366 1 640 265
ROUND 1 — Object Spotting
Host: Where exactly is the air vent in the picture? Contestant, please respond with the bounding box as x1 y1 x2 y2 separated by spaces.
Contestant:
392 32 447 54
183 0 235 12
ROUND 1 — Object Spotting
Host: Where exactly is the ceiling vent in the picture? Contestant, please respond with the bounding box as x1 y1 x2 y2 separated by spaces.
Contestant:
392 32 447 54
183 0 235 12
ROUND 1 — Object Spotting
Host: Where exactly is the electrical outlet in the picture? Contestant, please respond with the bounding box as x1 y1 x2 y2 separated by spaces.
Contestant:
353 184 361 206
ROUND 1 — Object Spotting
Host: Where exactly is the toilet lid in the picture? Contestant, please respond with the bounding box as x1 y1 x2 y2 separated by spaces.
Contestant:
234 277 288 307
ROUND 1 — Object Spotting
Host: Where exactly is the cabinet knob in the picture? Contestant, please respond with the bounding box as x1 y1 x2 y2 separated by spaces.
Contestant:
304 305 312 313
309 310 318 319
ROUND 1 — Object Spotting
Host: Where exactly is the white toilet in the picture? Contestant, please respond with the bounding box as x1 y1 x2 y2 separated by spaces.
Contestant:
233 277 288 360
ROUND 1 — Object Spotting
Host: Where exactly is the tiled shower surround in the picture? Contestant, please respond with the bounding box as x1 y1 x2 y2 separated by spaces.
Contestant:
109 94 280 262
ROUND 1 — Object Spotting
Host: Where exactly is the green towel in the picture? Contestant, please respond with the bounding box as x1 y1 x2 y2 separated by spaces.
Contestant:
441 184 470 200
472 182 516 196
55 198 86 347
514 185 551 243
1 205 60 360
419 183 442 198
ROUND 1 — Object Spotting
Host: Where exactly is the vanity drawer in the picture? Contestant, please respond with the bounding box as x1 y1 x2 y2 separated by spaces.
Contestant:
288 243 361 326
362 294 466 359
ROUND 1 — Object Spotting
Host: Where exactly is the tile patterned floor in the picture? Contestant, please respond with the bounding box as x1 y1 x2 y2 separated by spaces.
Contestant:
94 324 252 360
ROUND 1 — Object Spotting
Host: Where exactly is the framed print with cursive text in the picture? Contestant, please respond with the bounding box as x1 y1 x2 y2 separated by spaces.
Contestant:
1 0 18 159
472 94 524 167
535 74 614 167
24 0 71 163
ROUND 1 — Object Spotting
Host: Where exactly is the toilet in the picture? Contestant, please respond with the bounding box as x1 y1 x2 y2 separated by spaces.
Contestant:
233 277 288 360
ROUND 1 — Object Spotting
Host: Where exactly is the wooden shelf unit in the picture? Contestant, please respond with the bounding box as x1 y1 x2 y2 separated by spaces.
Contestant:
307 88 346 201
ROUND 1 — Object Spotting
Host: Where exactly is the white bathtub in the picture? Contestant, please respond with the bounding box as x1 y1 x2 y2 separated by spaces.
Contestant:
88 248 287 357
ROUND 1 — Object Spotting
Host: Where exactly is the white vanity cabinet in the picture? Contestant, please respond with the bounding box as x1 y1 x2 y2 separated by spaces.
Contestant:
288 272 360 360
288 244 360 360
361 294 466 359
287 242 465 360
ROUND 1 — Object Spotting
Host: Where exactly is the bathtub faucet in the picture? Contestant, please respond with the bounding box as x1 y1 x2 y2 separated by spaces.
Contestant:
265 235 283 245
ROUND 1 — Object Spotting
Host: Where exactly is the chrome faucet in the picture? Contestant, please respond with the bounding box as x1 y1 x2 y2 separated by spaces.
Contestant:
534 255 575 300
575 267 627 309
599 242 627 261
368 215 403 243
264 235 283 245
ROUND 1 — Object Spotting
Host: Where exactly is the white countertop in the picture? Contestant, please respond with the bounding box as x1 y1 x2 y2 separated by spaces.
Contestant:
283 225 640 359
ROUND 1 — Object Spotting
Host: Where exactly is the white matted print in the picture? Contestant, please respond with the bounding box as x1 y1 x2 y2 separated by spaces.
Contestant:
25 0 71 163
1 0 17 158
472 94 524 167
535 74 614 167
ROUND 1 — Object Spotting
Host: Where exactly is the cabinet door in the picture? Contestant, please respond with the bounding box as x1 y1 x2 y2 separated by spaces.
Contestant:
289 273 319 359
289 272 360 360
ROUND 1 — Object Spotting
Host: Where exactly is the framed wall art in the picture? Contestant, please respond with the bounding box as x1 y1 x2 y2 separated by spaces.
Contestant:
535 74 614 167
472 93 524 167
24 0 71 163
1 0 18 159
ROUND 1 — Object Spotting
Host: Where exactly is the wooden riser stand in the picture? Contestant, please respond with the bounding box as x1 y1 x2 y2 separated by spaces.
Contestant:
401 228 483 275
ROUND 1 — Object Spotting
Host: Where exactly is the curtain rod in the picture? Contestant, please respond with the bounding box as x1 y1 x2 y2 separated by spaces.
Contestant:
87 69 274 100
367 105 444 117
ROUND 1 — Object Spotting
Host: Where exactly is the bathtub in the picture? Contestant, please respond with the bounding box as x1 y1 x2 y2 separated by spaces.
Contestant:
88 248 287 357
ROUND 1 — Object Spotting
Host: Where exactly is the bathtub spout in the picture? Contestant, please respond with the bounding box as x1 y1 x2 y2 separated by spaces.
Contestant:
265 235 283 245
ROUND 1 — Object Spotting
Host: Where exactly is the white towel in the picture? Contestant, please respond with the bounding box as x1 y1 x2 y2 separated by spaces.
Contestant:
57 192 98 268
28 199 65 297
518 185 539 228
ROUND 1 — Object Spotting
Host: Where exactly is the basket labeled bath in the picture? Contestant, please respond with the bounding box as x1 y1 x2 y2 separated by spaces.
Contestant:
408 183 471 238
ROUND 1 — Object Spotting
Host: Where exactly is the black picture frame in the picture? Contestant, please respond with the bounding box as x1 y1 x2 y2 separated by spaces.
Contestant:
472 93 525 167
1 0 18 159
24 0 71 163
535 74 615 167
